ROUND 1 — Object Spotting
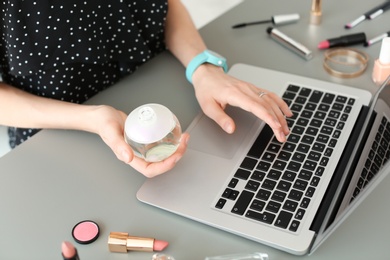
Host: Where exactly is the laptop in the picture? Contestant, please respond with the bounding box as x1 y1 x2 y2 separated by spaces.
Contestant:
137 63 390 255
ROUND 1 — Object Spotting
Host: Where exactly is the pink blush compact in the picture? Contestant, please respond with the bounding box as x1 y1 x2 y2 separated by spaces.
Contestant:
72 220 100 244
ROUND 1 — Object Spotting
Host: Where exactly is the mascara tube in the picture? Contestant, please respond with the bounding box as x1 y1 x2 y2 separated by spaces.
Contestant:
267 27 313 60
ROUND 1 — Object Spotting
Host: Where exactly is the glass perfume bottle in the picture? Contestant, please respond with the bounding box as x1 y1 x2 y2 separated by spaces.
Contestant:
124 103 182 162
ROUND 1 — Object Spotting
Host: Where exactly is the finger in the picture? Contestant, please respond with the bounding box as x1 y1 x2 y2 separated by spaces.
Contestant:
110 136 134 163
199 100 236 134
129 133 190 178
264 92 291 135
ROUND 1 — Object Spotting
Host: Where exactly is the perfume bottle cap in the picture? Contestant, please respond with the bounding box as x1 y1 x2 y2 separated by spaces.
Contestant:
379 37 390 65
125 104 176 144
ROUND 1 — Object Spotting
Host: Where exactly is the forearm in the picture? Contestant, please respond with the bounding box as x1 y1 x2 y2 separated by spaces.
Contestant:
164 0 207 66
0 82 100 133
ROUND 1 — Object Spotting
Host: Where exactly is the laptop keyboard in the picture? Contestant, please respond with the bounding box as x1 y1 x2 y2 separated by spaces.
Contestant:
215 84 356 232
351 115 390 201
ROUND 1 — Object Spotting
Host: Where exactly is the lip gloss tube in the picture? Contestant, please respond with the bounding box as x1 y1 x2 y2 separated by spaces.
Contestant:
267 27 313 60
372 37 390 86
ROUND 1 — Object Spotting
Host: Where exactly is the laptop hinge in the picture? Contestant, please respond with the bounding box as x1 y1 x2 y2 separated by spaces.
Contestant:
309 105 372 233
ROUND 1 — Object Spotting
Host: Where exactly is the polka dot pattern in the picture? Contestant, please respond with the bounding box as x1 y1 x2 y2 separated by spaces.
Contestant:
0 0 168 148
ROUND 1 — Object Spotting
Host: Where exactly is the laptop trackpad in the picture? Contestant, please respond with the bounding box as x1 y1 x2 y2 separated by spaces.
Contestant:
187 106 258 159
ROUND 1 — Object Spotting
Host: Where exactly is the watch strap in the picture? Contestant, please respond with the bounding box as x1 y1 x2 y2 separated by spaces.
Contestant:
185 50 228 84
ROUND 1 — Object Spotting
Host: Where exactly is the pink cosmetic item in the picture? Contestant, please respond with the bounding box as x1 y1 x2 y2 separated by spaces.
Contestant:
62 241 80 260
372 37 390 86
72 220 100 244
108 232 169 253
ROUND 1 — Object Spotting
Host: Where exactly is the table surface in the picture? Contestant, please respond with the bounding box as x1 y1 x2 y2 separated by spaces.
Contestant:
1 0 390 259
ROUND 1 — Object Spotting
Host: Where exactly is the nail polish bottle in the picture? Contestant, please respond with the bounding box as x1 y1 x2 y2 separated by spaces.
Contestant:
372 37 390 86
124 103 182 162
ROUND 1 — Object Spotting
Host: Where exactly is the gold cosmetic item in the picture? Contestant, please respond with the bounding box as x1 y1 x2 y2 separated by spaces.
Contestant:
108 232 155 252
108 231 169 253
310 0 322 25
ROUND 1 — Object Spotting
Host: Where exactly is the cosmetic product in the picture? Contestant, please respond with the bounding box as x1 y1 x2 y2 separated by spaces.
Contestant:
266 27 313 60
205 252 269 260
310 0 322 25
62 241 80 260
318 33 366 49
124 103 182 162
323 48 368 78
152 253 176 260
72 220 100 244
372 37 390 86
108 232 169 253
365 31 390 47
232 13 300 29
345 1 390 29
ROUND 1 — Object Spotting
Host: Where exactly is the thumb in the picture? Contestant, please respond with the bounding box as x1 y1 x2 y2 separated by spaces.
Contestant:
202 103 236 134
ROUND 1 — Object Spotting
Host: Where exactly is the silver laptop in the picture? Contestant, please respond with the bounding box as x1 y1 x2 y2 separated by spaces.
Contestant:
137 63 390 255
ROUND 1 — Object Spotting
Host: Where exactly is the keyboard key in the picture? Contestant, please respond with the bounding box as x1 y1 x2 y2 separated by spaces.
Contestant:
283 200 298 212
248 125 274 159
271 190 287 202
256 161 271 172
228 178 238 188
231 190 254 215
215 198 227 209
267 169 282 180
309 90 323 103
246 210 276 224
274 211 293 229
289 220 300 232
262 179 277 190
251 171 266 182
293 179 308 191
222 188 239 200
256 189 271 201
288 189 303 201
277 180 292 192
235 168 251 180
240 157 258 170
299 88 311 97
295 208 306 220
282 171 297 182
250 199 266 212
266 201 282 213
322 93 335 104
246 180 260 192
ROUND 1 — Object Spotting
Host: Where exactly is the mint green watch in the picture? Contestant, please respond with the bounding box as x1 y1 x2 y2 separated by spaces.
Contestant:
185 50 228 84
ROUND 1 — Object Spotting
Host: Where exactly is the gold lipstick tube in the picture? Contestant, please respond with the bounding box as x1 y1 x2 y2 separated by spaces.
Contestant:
108 232 155 253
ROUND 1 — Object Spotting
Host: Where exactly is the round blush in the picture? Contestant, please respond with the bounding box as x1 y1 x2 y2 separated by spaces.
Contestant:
72 220 100 244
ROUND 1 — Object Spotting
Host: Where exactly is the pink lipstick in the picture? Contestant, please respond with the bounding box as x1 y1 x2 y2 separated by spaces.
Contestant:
108 232 169 253
62 241 80 260
318 33 366 49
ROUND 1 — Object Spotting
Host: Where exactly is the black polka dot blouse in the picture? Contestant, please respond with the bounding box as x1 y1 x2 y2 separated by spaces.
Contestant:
0 0 168 148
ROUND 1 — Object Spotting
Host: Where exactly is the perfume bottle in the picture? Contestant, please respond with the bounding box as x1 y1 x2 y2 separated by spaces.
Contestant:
372 37 390 86
124 103 182 162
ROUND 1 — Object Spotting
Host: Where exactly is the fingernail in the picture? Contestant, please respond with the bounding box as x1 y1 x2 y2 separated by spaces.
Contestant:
224 123 233 134
121 150 130 162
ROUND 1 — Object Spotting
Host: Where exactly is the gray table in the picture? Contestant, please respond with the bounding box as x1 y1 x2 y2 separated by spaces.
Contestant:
1 0 389 259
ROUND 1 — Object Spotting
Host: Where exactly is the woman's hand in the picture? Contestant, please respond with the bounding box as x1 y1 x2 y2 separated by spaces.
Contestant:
192 64 293 142
93 105 189 178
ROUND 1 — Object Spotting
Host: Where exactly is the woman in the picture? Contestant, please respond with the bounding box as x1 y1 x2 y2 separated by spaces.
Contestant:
0 0 291 177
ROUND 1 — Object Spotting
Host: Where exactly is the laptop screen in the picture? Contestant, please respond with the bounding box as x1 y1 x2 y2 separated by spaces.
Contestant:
311 76 390 253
